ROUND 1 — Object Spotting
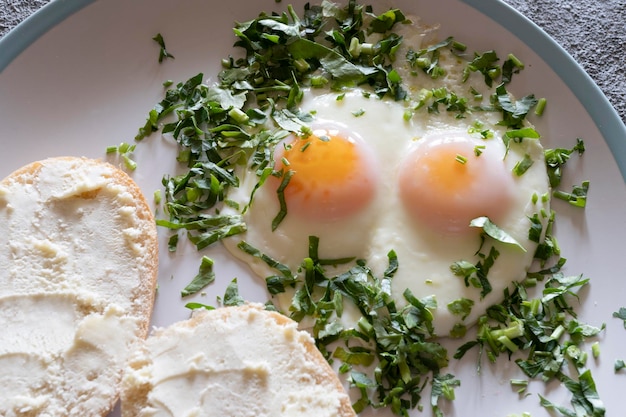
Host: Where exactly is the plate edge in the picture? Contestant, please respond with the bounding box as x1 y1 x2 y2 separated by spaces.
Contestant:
1 0 625 181
0 0 96 73
464 0 626 181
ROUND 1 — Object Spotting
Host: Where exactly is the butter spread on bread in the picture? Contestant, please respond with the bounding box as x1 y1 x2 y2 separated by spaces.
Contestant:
122 304 356 417
0 157 158 417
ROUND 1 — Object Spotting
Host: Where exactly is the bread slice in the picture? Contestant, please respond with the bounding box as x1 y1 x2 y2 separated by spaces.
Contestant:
0 157 158 417
121 303 356 417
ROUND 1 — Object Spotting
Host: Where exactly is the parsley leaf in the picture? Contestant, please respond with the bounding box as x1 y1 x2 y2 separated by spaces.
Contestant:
495 83 538 129
544 138 585 187
470 216 526 252
613 307 626 328
553 180 590 208
464 50 500 87
181 256 215 297
431 373 461 417
223 278 246 306
152 33 175 63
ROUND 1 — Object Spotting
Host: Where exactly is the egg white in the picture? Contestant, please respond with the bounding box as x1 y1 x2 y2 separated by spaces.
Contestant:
221 84 550 337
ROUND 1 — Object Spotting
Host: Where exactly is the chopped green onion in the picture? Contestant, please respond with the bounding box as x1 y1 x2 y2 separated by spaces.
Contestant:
452 40 467 51
592 342 601 358
348 37 361 58
360 42 374 55
535 97 547 115
513 154 534 176
507 53 525 69
122 154 137 171
510 379 529 393
228 107 250 124
553 180 590 208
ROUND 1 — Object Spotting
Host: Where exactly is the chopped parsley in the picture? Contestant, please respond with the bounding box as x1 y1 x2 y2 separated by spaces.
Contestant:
613 308 626 328
128 1 600 416
553 180 590 208
513 153 534 176
351 108 366 117
455 267 605 415
447 297 474 320
152 33 175 63
106 142 137 171
431 374 461 417
460 245 497 298
237 238 452 416
544 138 586 187
470 216 527 252
181 255 215 297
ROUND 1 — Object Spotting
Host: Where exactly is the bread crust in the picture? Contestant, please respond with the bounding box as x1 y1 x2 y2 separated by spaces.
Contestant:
0 156 158 417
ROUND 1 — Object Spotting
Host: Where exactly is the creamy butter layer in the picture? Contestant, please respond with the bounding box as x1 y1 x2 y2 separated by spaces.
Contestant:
0 157 157 417
122 304 355 417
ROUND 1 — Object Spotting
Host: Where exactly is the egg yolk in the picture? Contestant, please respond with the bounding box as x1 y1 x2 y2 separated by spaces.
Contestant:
273 126 377 222
398 131 515 234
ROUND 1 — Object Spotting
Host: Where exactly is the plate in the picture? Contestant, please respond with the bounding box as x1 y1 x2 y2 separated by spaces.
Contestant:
1 0 625 416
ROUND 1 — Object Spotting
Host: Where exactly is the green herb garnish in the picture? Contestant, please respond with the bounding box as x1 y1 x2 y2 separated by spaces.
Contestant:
237 238 450 416
539 370 605 417
553 180 590 208
181 256 215 297
431 374 461 417
152 33 175 63
613 307 626 328
447 297 474 320
544 138 585 187
106 142 137 171
513 153 534 176
128 2 601 416
469 216 527 252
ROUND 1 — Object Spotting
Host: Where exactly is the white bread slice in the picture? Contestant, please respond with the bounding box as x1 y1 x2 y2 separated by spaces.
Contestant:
0 157 158 417
121 304 356 417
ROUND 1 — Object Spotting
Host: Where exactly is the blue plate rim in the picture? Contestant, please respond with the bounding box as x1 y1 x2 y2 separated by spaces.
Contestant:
0 0 95 73
465 0 626 182
1 0 625 180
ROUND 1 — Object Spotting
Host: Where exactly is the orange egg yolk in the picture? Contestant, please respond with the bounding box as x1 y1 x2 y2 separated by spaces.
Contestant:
273 128 377 222
398 131 515 234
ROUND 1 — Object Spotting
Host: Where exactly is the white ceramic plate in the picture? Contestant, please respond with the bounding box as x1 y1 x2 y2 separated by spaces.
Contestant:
2 0 625 416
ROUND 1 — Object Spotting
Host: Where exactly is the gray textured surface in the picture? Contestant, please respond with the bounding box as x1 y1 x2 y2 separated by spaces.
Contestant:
0 0 49 35
1 0 625 124
502 0 626 124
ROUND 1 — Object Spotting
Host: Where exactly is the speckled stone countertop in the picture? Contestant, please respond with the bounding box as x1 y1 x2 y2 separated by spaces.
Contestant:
1 0 625 124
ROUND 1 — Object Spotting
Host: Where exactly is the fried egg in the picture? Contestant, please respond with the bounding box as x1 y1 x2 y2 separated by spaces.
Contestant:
223 87 549 337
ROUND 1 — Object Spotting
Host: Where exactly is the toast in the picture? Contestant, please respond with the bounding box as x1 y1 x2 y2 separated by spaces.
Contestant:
0 157 158 416
121 304 356 417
